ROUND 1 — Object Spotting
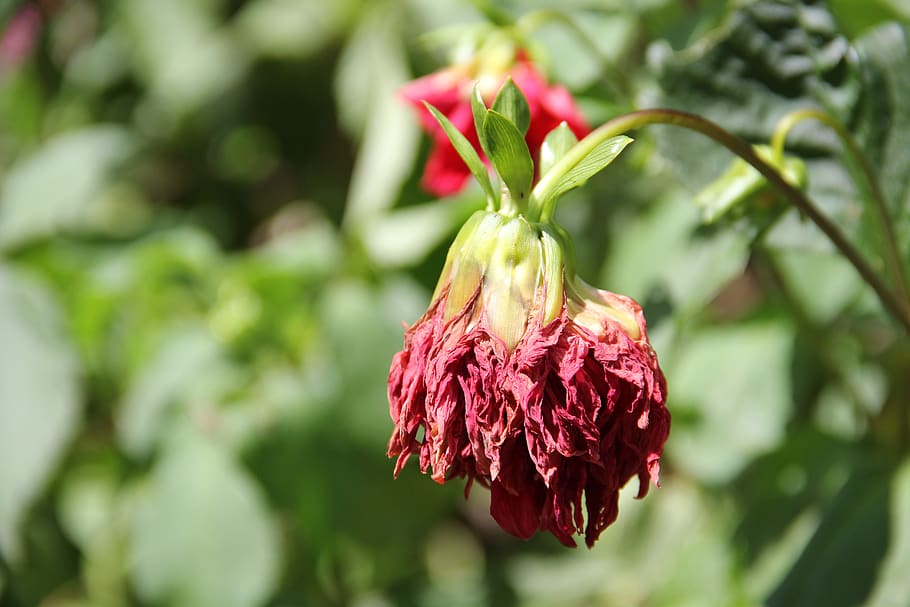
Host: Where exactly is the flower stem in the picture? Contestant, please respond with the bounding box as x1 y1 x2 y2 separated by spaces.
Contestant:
771 108 910 320
541 108 910 332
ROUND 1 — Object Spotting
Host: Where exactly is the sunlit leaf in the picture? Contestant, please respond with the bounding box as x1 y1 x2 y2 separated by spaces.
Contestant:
667 321 793 483
117 327 226 458
131 428 280 607
533 134 632 208
0 126 133 250
539 123 578 177
119 0 247 117
337 2 419 223
359 195 481 268
0 267 81 562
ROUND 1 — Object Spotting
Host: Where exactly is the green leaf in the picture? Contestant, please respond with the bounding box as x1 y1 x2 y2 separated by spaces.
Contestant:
852 24 910 246
117 326 227 458
667 321 793 483
119 0 248 118
0 126 134 250
424 102 496 203
866 458 910 607
0 266 82 562
131 428 280 607
533 134 633 209
336 2 419 224
654 0 862 250
359 195 481 268
539 122 578 177
483 109 534 202
235 0 356 59
491 77 530 135
768 461 892 607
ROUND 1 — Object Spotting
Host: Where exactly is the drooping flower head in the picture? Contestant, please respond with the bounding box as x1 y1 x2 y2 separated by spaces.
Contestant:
388 79 670 548
401 35 590 197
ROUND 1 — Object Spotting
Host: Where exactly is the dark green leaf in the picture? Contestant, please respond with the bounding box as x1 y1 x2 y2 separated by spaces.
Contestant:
483 109 534 202
424 102 496 202
654 0 861 249
491 77 530 135
768 461 892 607
866 459 910 606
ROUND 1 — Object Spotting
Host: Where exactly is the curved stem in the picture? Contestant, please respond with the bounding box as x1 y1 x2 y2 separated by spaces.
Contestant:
537 108 910 332
771 108 910 316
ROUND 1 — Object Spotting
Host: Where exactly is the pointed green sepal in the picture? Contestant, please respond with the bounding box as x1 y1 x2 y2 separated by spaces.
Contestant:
491 77 531 136
539 122 578 177
483 110 534 203
470 86 493 161
532 134 633 213
423 101 497 203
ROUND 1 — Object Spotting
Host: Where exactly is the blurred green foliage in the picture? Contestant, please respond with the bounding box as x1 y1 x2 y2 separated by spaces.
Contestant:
1 0 909 606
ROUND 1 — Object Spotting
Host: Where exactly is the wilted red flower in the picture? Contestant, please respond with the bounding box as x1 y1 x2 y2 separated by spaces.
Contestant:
401 52 590 197
387 211 669 548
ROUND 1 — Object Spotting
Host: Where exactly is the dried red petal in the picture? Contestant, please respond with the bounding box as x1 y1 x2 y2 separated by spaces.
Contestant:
387 283 670 548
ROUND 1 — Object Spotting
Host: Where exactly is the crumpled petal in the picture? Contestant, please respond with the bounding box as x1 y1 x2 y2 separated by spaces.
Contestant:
387 280 670 548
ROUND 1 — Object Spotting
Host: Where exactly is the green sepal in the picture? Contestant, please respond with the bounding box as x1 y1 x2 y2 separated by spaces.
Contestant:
470 86 493 161
539 122 578 177
532 134 633 211
423 101 497 204
483 110 534 203
695 144 807 223
491 77 531 136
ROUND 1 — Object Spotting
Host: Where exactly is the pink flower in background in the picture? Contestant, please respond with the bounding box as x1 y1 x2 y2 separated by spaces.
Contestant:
401 53 591 197
0 4 42 69
387 211 669 547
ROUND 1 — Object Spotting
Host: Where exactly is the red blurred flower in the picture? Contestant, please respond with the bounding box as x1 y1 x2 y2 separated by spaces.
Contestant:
0 5 42 70
387 211 669 548
401 53 591 197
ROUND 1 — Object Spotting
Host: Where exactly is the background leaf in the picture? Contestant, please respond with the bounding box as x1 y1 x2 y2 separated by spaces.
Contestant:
0 127 134 250
131 427 280 607
0 267 81 562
